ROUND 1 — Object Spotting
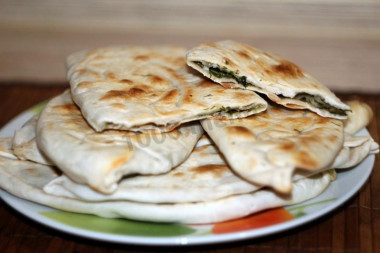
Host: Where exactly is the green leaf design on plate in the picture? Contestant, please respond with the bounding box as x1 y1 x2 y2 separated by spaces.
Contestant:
287 198 336 218
29 101 48 115
40 211 196 237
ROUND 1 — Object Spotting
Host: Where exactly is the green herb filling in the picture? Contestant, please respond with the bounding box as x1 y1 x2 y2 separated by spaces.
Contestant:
293 93 348 116
216 104 264 116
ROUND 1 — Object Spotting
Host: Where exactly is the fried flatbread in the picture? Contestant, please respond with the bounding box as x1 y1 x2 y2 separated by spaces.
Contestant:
187 40 350 119
36 90 203 194
67 45 267 132
201 106 344 193
43 144 261 203
0 150 335 223
12 115 52 165
335 100 378 168
0 138 16 160
343 100 373 134
333 135 378 168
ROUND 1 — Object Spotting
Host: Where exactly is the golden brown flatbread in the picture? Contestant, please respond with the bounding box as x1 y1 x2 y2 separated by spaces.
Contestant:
343 100 373 134
201 105 344 193
187 40 350 119
36 90 203 194
67 45 267 132
0 147 335 224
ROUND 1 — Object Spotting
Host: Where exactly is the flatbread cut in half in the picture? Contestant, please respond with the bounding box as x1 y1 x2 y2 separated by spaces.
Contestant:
37 90 203 194
67 45 267 132
187 40 350 119
201 106 344 194
0 149 335 224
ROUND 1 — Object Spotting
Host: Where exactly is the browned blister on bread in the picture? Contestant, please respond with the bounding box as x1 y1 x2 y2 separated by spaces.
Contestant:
202 106 344 193
67 45 267 132
36 90 204 194
187 40 350 119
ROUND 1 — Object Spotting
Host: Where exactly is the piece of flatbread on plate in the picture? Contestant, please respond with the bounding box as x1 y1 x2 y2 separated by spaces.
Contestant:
67 45 267 132
201 106 344 194
187 40 350 119
12 115 52 165
334 100 379 168
333 135 378 169
44 132 375 204
0 138 16 160
343 100 373 135
43 144 261 203
36 90 203 194
0 148 335 224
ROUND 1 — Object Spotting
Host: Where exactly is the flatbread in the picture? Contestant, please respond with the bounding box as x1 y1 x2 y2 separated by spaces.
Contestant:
37 90 203 194
67 45 267 132
0 138 17 160
343 100 373 135
187 40 350 119
12 115 52 165
0 151 335 223
37 130 379 203
201 106 344 193
332 135 379 169
335 100 378 167
43 144 261 203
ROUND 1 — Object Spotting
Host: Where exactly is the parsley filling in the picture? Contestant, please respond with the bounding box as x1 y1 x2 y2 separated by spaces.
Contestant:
193 61 348 116
213 104 264 116
292 93 348 116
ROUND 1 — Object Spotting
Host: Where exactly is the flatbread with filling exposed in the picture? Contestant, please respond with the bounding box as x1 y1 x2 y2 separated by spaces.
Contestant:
187 40 350 119
67 45 267 132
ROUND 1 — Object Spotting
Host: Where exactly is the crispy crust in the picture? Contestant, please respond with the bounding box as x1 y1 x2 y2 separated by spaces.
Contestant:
187 40 350 119
37 90 204 193
201 106 344 194
67 45 267 132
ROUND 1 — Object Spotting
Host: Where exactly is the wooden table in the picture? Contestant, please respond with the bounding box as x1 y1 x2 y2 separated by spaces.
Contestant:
0 84 379 253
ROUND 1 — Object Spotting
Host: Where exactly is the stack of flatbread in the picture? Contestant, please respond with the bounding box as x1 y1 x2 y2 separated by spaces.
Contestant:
0 41 378 224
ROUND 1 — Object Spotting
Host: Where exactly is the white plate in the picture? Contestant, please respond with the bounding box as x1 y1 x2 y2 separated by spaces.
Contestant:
0 105 375 246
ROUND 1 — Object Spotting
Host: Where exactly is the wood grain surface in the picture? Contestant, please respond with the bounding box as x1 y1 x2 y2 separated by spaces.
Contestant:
0 84 379 253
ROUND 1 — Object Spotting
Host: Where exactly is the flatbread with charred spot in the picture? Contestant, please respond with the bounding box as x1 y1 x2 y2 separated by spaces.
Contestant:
67 45 267 132
0 147 335 224
186 40 350 119
36 90 203 194
201 105 344 193
43 144 262 203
